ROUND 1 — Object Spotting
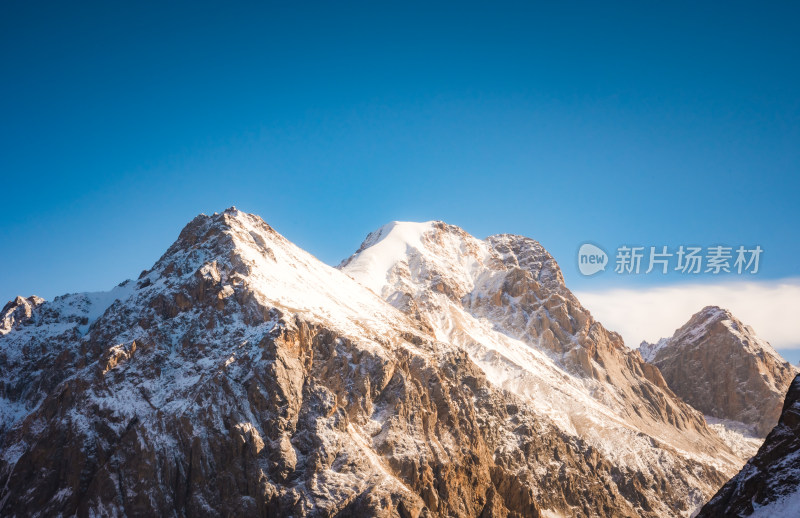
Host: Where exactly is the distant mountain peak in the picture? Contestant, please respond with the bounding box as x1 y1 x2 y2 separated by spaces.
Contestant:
639 306 798 436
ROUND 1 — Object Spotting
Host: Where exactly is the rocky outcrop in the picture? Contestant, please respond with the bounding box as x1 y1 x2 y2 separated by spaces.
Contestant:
639 306 798 437
698 375 800 517
0 295 44 334
1 209 724 517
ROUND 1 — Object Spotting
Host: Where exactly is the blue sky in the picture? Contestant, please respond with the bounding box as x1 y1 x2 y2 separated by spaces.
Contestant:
2 2 798 356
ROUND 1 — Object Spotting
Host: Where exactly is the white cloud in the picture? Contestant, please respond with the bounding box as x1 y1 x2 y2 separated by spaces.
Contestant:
574 277 800 349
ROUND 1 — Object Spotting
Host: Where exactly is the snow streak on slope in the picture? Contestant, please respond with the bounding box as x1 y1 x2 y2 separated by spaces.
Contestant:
340 221 442 296
424 297 709 474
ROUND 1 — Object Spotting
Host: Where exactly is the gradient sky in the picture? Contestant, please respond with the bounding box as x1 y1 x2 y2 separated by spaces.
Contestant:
2 2 798 354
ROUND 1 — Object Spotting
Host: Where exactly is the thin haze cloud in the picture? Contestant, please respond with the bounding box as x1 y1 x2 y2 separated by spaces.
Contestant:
575 278 800 350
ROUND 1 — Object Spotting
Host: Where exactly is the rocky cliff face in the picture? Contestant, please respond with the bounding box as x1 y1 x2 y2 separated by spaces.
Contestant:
339 221 747 516
0 295 44 334
698 374 800 517
2 209 720 518
639 306 798 437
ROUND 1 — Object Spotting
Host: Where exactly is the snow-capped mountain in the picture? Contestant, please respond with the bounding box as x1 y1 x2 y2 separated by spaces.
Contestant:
698 374 800 517
339 220 749 515
639 306 798 438
0 211 758 517
0 210 652 517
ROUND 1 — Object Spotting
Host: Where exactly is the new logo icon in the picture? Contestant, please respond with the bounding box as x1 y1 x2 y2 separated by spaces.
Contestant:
578 243 608 276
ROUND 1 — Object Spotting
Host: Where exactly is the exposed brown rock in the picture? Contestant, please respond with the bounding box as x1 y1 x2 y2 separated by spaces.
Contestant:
640 306 798 436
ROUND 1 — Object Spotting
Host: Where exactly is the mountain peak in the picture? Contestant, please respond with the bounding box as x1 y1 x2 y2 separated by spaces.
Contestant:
339 220 494 297
176 207 273 241
339 220 745 510
140 209 419 342
688 305 736 326
671 305 781 359
639 306 798 436
696 304 732 318
150 209 282 279
347 221 436 257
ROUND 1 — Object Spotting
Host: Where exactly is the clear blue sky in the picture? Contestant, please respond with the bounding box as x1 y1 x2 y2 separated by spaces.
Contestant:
2 1 798 307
